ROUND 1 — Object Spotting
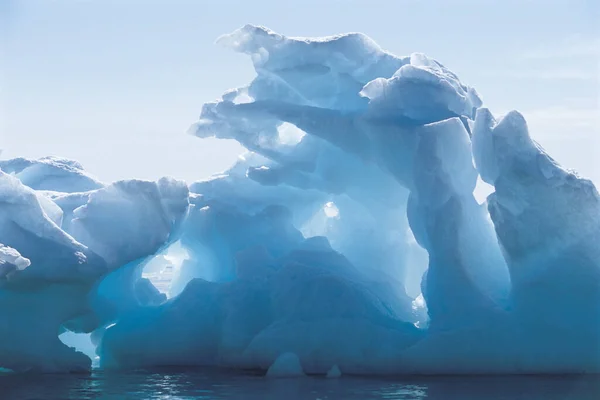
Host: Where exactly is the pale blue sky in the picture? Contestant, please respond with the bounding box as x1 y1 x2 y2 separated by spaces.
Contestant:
1 0 599 183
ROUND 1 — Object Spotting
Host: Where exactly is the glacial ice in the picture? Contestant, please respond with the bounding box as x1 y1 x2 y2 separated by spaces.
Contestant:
0 170 187 372
0 156 104 193
1 25 599 375
0 244 30 278
266 352 305 378
0 171 105 372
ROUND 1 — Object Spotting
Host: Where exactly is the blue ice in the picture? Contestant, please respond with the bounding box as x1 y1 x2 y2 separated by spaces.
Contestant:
1 25 598 375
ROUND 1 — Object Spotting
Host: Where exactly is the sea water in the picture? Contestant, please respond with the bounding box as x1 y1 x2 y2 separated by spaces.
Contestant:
1 369 598 399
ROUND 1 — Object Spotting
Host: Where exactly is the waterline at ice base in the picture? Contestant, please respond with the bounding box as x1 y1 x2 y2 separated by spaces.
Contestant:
1 25 599 375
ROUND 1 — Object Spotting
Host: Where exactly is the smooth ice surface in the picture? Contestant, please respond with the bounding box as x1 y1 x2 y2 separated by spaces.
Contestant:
1 25 598 375
66 177 189 267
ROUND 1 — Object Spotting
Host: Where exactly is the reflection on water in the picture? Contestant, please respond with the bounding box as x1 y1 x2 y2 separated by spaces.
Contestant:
1 368 599 400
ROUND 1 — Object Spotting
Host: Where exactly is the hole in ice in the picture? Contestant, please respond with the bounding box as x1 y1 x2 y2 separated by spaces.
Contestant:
58 331 98 366
412 293 426 309
411 293 429 329
277 122 306 146
300 201 340 237
473 176 495 205
323 201 340 218
232 91 253 105
142 241 189 297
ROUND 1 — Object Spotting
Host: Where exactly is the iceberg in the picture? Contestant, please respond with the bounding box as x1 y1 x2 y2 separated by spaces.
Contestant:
65 177 189 268
0 170 187 372
472 109 600 371
0 156 104 193
0 171 106 372
1 25 598 375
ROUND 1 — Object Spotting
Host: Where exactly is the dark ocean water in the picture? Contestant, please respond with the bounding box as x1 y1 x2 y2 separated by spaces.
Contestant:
1 369 599 400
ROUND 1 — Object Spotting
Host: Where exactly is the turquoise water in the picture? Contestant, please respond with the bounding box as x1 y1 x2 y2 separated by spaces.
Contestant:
1 369 599 399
